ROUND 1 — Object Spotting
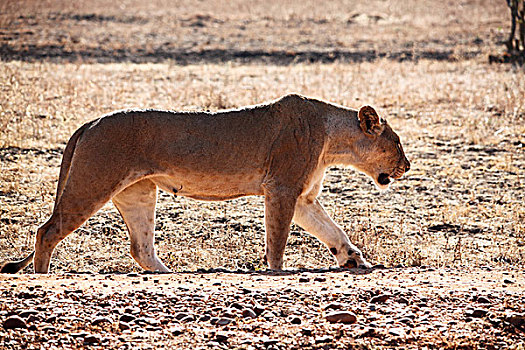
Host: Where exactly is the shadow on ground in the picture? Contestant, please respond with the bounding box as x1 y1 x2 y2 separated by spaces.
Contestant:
0 44 476 65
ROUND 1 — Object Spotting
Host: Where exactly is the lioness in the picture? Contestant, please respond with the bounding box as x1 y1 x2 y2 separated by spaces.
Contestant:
1 94 409 274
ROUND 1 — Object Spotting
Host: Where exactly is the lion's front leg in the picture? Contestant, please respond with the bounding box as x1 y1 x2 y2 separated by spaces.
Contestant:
293 197 372 269
263 188 298 270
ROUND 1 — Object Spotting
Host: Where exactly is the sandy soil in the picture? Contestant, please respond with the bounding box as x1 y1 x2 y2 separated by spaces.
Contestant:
1 267 524 349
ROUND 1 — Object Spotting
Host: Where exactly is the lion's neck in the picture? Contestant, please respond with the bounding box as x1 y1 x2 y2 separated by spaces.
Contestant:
322 111 364 167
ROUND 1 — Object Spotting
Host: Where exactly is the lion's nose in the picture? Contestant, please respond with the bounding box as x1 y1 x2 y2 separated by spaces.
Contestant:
405 160 410 173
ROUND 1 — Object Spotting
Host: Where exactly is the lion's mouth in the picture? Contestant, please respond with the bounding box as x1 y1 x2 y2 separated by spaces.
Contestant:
378 173 391 186
391 167 405 180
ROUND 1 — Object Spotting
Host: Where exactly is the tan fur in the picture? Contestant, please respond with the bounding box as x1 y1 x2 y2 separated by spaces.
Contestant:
0 94 409 273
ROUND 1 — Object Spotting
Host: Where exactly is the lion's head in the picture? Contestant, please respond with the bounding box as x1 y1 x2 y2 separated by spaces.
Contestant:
353 106 410 190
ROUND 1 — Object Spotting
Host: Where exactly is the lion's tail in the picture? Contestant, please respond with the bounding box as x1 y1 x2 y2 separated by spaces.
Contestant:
1 251 35 273
1 122 91 274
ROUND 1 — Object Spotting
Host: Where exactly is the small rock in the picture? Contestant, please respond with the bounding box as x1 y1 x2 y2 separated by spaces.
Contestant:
84 334 101 344
324 303 343 310
118 321 131 331
299 277 310 283
506 313 525 328
370 294 390 303
396 297 410 304
230 302 245 310
215 317 234 326
71 332 89 338
17 309 39 318
215 332 230 343
41 325 57 332
26 314 40 323
301 328 313 336
315 336 331 343
314 277 326 282
45 316 57 323
262 337 279 346
241 308 257 319
388 327 406 337
170 326 183 336
503 279 515 284
261 311 276 320
134 317 160 326
476 296 491 304
199 314 211 322
3 316 27 329
180 315 194 323
253 304 265 316
91 317 112 326
325 311 357 324
288 316 301 325
174 312 190 320
467 309 488 318
119 314 136 323
398 318 414 327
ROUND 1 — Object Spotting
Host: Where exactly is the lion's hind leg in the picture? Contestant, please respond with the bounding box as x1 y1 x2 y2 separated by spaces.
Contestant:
34 166 130 273
112 179 170 273
34 197 110 273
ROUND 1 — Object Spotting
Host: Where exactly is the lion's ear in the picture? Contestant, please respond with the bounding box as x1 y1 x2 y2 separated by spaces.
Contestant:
358 106 384 136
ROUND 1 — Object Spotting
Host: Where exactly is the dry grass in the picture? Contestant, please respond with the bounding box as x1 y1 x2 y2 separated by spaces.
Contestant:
0 0 524 273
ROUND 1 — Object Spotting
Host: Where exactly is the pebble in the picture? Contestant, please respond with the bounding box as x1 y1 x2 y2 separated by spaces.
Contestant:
170 326 183 336
261 311 276 320
118 321 130 331
135 317 160 326
315 336 331 343
180 315 194 323
388 327 406 337
84 334 101 344
71 332 89 338
230 302 245 310
476 296 491 304
174 312 190 320
324 302 343 310
288 316 301 325
506 313 525 328
41 325 57 332
397 297 410 304
215 332 229 343
119 314 136 323
17 309 39 318
262 337 279 346
325 311 357 324
398 318 414 327
253 304 265 316
199 314 211 322
241 308 257 319
3 316 27 329
370 294 390 303
301 328 313 336
215 317 234 326
467 309 488 318
91 316 112 326
45 316 57 323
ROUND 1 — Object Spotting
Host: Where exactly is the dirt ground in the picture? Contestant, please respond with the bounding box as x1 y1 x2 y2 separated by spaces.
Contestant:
1 267 524 349
1 0 524 348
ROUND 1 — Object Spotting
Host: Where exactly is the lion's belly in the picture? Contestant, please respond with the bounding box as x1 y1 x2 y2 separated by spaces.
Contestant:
150 172 265 201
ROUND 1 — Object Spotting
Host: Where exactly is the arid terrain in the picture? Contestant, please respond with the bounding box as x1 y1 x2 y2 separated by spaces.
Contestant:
0 0 524 348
